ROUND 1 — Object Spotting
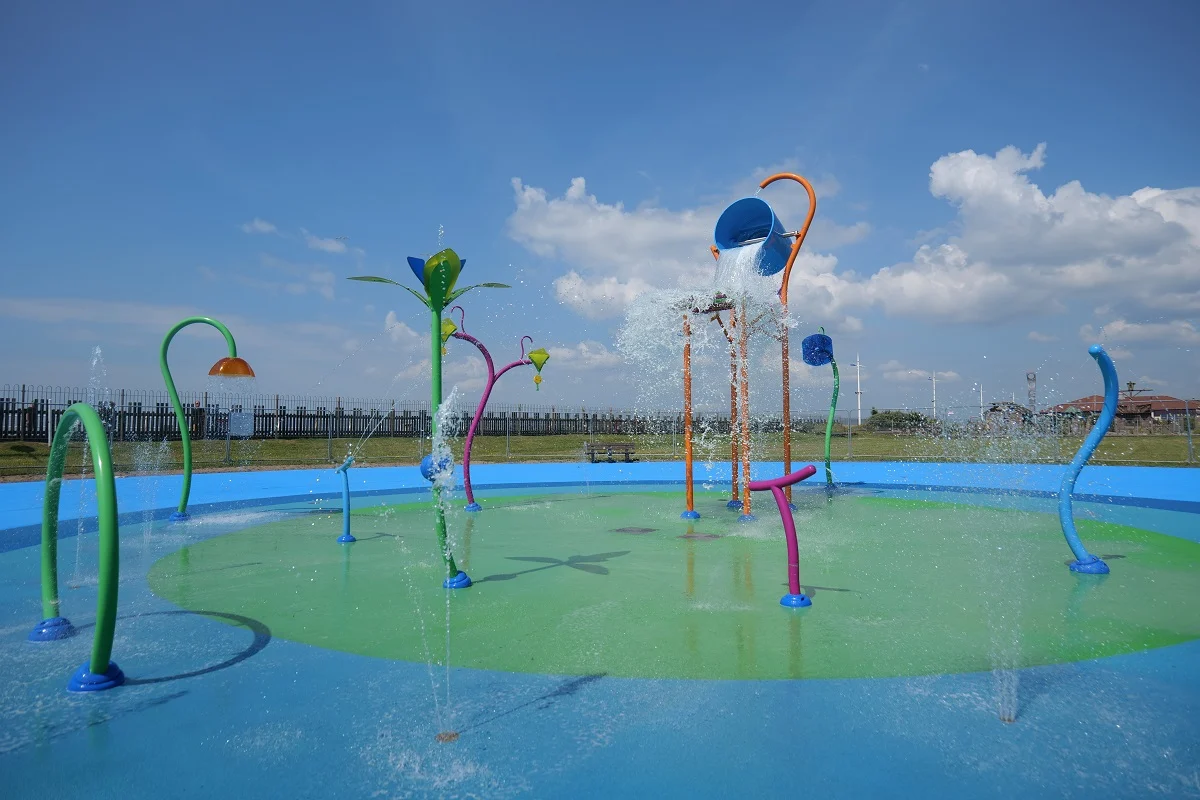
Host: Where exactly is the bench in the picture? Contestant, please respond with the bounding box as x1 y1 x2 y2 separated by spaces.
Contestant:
584 441 636 463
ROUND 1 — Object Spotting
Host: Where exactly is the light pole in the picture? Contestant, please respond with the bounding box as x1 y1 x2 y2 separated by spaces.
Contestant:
928 374 937 419
849 353 864 426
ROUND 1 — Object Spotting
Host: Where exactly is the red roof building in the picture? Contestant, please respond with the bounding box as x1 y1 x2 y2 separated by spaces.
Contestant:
1047 394 1196 419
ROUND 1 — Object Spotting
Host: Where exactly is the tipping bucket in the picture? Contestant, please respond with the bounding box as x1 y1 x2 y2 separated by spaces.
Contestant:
713 197 791 276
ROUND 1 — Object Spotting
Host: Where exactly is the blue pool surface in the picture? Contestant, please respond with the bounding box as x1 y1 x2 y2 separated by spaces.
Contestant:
1 461 1198 799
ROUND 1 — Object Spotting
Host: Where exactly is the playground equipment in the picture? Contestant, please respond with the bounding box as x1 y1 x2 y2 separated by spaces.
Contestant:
679 173 817 520
748 465 819 607
801 328 839 487
442 306 549 512
1058 344 1116 575
28 403 124 691
161 316 255 521
350 248 508 588
335 455 355 543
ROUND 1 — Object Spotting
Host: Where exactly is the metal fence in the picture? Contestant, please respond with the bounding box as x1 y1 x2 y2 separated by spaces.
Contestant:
2 386 1195 470
3 385 1197 443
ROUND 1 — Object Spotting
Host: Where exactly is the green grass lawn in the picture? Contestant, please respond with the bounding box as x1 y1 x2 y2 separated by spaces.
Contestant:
1 430 1194 479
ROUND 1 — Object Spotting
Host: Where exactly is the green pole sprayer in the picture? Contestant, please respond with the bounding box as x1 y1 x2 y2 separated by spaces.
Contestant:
350 247 508 588
802 328 839 487
28 403 125 692
160 317 255 521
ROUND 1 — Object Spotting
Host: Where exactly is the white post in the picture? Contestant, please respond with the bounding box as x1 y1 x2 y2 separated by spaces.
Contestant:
980 384 984 419
854 353 863 426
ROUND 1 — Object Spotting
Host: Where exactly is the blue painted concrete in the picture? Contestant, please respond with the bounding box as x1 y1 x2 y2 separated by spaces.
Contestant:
1 463 1198 797
3 460 1198 535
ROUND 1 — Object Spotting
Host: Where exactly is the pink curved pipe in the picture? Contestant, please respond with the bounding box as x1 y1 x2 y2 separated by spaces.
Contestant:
748 465 818 596
450 316 534 507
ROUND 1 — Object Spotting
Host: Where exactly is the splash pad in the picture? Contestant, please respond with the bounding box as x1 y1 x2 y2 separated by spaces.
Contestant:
4 194 1199 798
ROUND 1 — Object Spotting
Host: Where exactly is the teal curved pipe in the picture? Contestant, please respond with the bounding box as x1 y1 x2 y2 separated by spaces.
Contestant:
160 317 239 519
1058 344 1115 574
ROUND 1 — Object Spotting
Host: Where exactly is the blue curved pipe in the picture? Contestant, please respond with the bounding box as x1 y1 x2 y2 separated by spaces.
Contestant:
335 455 355 543
1058 344 1114 574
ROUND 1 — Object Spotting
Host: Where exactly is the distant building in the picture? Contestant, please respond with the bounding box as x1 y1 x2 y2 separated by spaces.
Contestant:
1047 389 1195 421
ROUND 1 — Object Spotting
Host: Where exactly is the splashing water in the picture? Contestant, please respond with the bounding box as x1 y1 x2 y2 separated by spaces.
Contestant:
430 387 462 510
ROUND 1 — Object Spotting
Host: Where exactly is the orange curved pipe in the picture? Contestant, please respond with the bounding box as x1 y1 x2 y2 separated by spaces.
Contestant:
757 173 818 306
758 172 817 502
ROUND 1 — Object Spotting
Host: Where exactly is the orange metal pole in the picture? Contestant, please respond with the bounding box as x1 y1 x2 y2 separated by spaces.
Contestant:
683 313 695 514
758 173 817 504
729 333 739 505
712 246 740 506
738 298 752 516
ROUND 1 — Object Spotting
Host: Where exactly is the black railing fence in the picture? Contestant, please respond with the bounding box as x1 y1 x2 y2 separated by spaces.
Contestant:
2 383 1195 444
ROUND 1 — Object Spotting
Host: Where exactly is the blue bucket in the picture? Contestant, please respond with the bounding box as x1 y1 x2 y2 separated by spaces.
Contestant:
713 197 791 276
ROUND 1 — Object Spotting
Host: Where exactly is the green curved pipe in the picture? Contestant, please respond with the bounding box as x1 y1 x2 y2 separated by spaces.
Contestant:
824 358 840 486
42 403 120 673
430 306 458 577
160 317 238 517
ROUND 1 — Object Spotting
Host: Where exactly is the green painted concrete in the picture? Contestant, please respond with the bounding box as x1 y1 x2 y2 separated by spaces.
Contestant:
148 491 1200 680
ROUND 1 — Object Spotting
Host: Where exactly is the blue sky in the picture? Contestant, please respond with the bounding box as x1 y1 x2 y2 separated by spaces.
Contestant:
2 0 1198 415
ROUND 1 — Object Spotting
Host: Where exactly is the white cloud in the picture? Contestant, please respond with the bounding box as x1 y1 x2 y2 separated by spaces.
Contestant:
1137 375 1168 387
546 340 623 370
508 173 870 319
302 229 348 254
1080 319 1200 345
553 271 653 319
1027 331 1057 342
384 311 425 347
241 218 277 234
879 359 960 382
510 145 1200 326
251 255 336 300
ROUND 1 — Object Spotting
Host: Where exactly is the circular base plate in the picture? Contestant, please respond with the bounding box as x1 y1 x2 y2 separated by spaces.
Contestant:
337 534 356 543
780 593 813 608
680 510 701 520
67 661 125 693
465 503 483 513
1069 556 1110 574
443 571 473 589
169 511 190 523
29 617 75 642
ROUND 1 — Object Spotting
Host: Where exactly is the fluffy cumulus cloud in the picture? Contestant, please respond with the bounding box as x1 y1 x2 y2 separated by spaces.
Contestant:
508 174 869 319
1080 319 1200 345
507 146 1200 332
546 340 623 370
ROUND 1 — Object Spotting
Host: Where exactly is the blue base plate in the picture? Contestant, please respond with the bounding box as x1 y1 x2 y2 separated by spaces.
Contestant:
337 534 356 543
169 511 190 523
443 571 473 589
680 510 701 520
465 503 482 513
29 616 75 642
68 661 125 692
780 593 812 608
737 514 757 523
1069 556 1110 574
726 500 743 510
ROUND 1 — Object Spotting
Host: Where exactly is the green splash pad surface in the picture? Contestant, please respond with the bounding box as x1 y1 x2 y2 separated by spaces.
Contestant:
148 490 1200 680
